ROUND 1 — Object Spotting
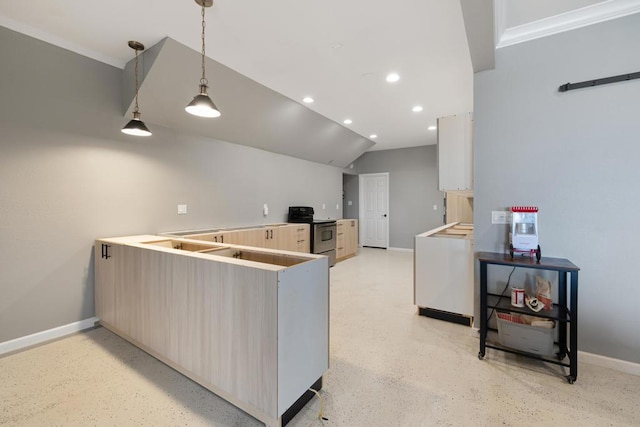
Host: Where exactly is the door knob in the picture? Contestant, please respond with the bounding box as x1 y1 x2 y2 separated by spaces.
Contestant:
383 214 387 217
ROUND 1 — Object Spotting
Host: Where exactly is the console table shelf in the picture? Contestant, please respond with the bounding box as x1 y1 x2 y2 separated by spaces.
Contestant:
477 252 580 383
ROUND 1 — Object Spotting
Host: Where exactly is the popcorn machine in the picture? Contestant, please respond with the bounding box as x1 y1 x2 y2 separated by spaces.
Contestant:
509 206 541 261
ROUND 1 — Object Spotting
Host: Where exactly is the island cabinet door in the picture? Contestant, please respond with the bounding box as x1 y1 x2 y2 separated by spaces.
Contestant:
234 227 269 248
94 240 122 327
263 227 282 249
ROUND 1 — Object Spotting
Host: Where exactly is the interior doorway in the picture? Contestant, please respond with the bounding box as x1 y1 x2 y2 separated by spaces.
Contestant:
342 173 359 220
359 173 389 248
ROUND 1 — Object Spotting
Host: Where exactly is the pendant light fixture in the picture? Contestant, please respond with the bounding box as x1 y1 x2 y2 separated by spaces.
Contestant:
121 41 152 136
185 0 221 118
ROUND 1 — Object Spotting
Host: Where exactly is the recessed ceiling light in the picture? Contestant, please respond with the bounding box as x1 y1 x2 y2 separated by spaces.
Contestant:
369 134 377 139
428 125 437 131
343 119 353 125
302 96 314 104
386 73 400 83
412 105 423 112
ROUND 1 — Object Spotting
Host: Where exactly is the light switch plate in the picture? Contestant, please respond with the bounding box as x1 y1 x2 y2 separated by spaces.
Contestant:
178 204 188 215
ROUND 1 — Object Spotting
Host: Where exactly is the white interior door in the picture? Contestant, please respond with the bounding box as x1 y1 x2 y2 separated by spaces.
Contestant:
359 173 389 248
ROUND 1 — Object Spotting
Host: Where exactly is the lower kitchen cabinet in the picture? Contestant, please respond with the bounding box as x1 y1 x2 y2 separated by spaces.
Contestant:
95 235 329 427
185 230 240 244
336 219 358 262
95 241 122 327
165 224 311 254
414 222 474 326
278 224 310 253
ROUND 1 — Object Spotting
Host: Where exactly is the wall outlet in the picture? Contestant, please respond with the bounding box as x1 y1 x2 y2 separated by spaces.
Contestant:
433 204 438 210
491 211 510 224
348 200 352 206
177 204 188 215
322 203 326 210
263 204 268 216
336 204 340 210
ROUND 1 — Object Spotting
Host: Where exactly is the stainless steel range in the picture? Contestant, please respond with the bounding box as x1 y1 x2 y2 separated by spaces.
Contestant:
288 206 336 266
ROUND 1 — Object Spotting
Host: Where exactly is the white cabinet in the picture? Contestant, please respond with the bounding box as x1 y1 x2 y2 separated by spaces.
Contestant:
414 223 474 326
438 112 473 191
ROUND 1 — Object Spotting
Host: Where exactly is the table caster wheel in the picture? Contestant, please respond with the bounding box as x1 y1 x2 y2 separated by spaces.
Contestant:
478 352 484 360
556 352 566 360
566 376 575 384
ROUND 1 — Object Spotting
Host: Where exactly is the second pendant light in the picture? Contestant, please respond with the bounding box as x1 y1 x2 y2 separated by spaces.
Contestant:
186 0 221 118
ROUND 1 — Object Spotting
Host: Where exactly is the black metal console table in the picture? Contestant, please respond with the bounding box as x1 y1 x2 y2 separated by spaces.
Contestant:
477 252 580 383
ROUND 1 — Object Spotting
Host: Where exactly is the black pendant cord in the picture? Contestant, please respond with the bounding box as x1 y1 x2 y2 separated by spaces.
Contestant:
559 71 640 92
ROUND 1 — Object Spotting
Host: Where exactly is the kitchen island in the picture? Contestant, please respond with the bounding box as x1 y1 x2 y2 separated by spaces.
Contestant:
95 235 329 427
414 223 474 326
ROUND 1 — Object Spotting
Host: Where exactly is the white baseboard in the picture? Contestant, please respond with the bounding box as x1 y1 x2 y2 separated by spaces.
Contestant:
388 247 413 252
0 317 99 356
469 328 638 376
579 350 640 377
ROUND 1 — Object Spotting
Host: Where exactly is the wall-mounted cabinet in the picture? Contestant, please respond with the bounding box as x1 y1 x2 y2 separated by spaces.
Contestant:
438 112 473 191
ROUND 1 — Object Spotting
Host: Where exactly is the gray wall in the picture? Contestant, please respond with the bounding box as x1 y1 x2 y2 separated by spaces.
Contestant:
353 146 444 249
474 14 640 363
342 174 359 219
0 27 342 343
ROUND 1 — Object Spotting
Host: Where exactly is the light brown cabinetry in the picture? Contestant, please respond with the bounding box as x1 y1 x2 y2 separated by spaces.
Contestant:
95 235 328 427
263 226 281 249
168 224 311 254
235 227 268 248
94 241 121 327
275 224 310 253
445 191 473 224
186 230 241 244
336 219 358 262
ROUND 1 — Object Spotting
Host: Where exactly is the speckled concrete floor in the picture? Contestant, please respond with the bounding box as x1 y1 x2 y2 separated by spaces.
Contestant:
1 248 639 426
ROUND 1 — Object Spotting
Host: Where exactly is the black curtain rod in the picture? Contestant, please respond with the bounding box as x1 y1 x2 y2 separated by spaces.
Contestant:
558 71 640 92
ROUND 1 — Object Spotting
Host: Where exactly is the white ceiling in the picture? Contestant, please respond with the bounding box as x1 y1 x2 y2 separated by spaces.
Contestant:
0 0 472 153
0 0 633 154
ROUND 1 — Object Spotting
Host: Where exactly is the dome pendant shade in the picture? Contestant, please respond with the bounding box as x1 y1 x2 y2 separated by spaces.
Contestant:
122 41 151 137
122 111 152 136
185 84 221 118
186 0 221 118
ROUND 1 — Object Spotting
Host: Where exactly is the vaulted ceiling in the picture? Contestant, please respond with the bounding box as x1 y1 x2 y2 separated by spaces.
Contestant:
1 0 634 166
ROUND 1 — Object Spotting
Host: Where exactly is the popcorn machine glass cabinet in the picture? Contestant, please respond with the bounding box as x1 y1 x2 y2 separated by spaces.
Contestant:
510 206 540 259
